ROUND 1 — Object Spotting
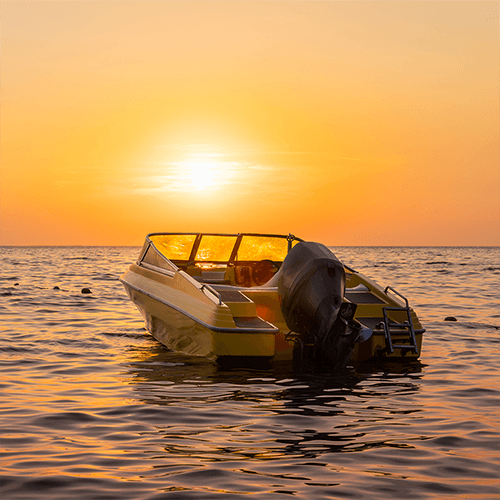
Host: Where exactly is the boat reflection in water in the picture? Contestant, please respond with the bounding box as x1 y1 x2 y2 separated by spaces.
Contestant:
122 340 424 463
121 233 425 372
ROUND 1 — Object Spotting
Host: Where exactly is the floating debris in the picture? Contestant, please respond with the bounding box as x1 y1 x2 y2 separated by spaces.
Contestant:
81 288 92 294
444 316 457 322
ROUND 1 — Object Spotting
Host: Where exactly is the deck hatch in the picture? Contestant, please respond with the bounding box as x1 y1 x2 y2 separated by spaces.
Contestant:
217 289 252 303
345 292 385 304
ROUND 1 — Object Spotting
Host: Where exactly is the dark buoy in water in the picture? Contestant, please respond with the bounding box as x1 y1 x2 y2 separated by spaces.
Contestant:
444 316 457 322
81 287 92 294
53 286 60 290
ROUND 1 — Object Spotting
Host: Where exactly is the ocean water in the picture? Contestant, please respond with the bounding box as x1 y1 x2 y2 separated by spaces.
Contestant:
1 245 499 500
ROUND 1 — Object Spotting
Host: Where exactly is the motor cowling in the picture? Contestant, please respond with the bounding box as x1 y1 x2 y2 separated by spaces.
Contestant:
278 242 345 336
278 241 365 371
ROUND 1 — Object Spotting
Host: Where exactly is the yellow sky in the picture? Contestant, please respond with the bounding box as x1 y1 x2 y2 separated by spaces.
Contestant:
1 0 499 246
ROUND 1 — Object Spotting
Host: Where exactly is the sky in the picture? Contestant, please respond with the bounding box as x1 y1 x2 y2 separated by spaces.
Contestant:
1 0 499 246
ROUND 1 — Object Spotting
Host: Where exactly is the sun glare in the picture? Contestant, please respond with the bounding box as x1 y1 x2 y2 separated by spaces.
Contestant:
151 142 245 196
187 161 217 191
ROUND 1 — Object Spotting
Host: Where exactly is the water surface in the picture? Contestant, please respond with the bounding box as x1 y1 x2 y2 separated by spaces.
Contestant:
1 246 499 499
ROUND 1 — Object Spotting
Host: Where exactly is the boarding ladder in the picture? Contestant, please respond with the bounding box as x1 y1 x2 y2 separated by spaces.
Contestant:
381 287 418 355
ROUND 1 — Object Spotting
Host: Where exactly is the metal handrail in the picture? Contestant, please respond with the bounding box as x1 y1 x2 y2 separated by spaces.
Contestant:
384 286 409 308
200 283 223 305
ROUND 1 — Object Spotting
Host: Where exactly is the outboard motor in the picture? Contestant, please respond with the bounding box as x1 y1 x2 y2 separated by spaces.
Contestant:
278 241 369 372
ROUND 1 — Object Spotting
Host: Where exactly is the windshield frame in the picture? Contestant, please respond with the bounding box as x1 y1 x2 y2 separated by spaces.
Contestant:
145 232 303 266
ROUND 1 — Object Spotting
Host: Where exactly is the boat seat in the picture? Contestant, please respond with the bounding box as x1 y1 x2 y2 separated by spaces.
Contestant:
211 269 280 293
259 269 280 287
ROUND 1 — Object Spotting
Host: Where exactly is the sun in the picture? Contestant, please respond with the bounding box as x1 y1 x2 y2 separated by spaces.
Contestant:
187 161 217 191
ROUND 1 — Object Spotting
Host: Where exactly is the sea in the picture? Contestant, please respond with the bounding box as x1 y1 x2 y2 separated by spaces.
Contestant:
1 245 499 500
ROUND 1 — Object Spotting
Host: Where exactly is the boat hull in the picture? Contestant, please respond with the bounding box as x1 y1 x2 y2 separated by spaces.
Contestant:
123 282 277 360
124 283 423 365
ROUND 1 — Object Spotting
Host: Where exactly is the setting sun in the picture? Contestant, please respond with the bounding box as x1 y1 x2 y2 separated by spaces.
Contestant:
186 161 218 191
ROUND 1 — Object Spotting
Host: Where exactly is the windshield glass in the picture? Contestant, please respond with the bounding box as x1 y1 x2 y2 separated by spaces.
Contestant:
237 235 294 262
147 233 301 263
195 235 238 262
149 234 197 261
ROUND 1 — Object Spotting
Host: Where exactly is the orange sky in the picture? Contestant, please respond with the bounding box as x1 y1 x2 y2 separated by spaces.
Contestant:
1 1 499 246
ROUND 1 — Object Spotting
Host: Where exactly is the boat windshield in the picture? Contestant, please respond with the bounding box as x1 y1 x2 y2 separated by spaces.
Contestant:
236 235 292 262
150 234 197 261
195 235 238 262
148 233 301 264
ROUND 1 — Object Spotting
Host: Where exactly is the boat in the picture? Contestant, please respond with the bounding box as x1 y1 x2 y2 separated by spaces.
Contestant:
120 233 425 371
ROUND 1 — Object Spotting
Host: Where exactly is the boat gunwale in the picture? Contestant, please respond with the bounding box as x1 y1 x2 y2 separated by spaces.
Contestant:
139 261 177 277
